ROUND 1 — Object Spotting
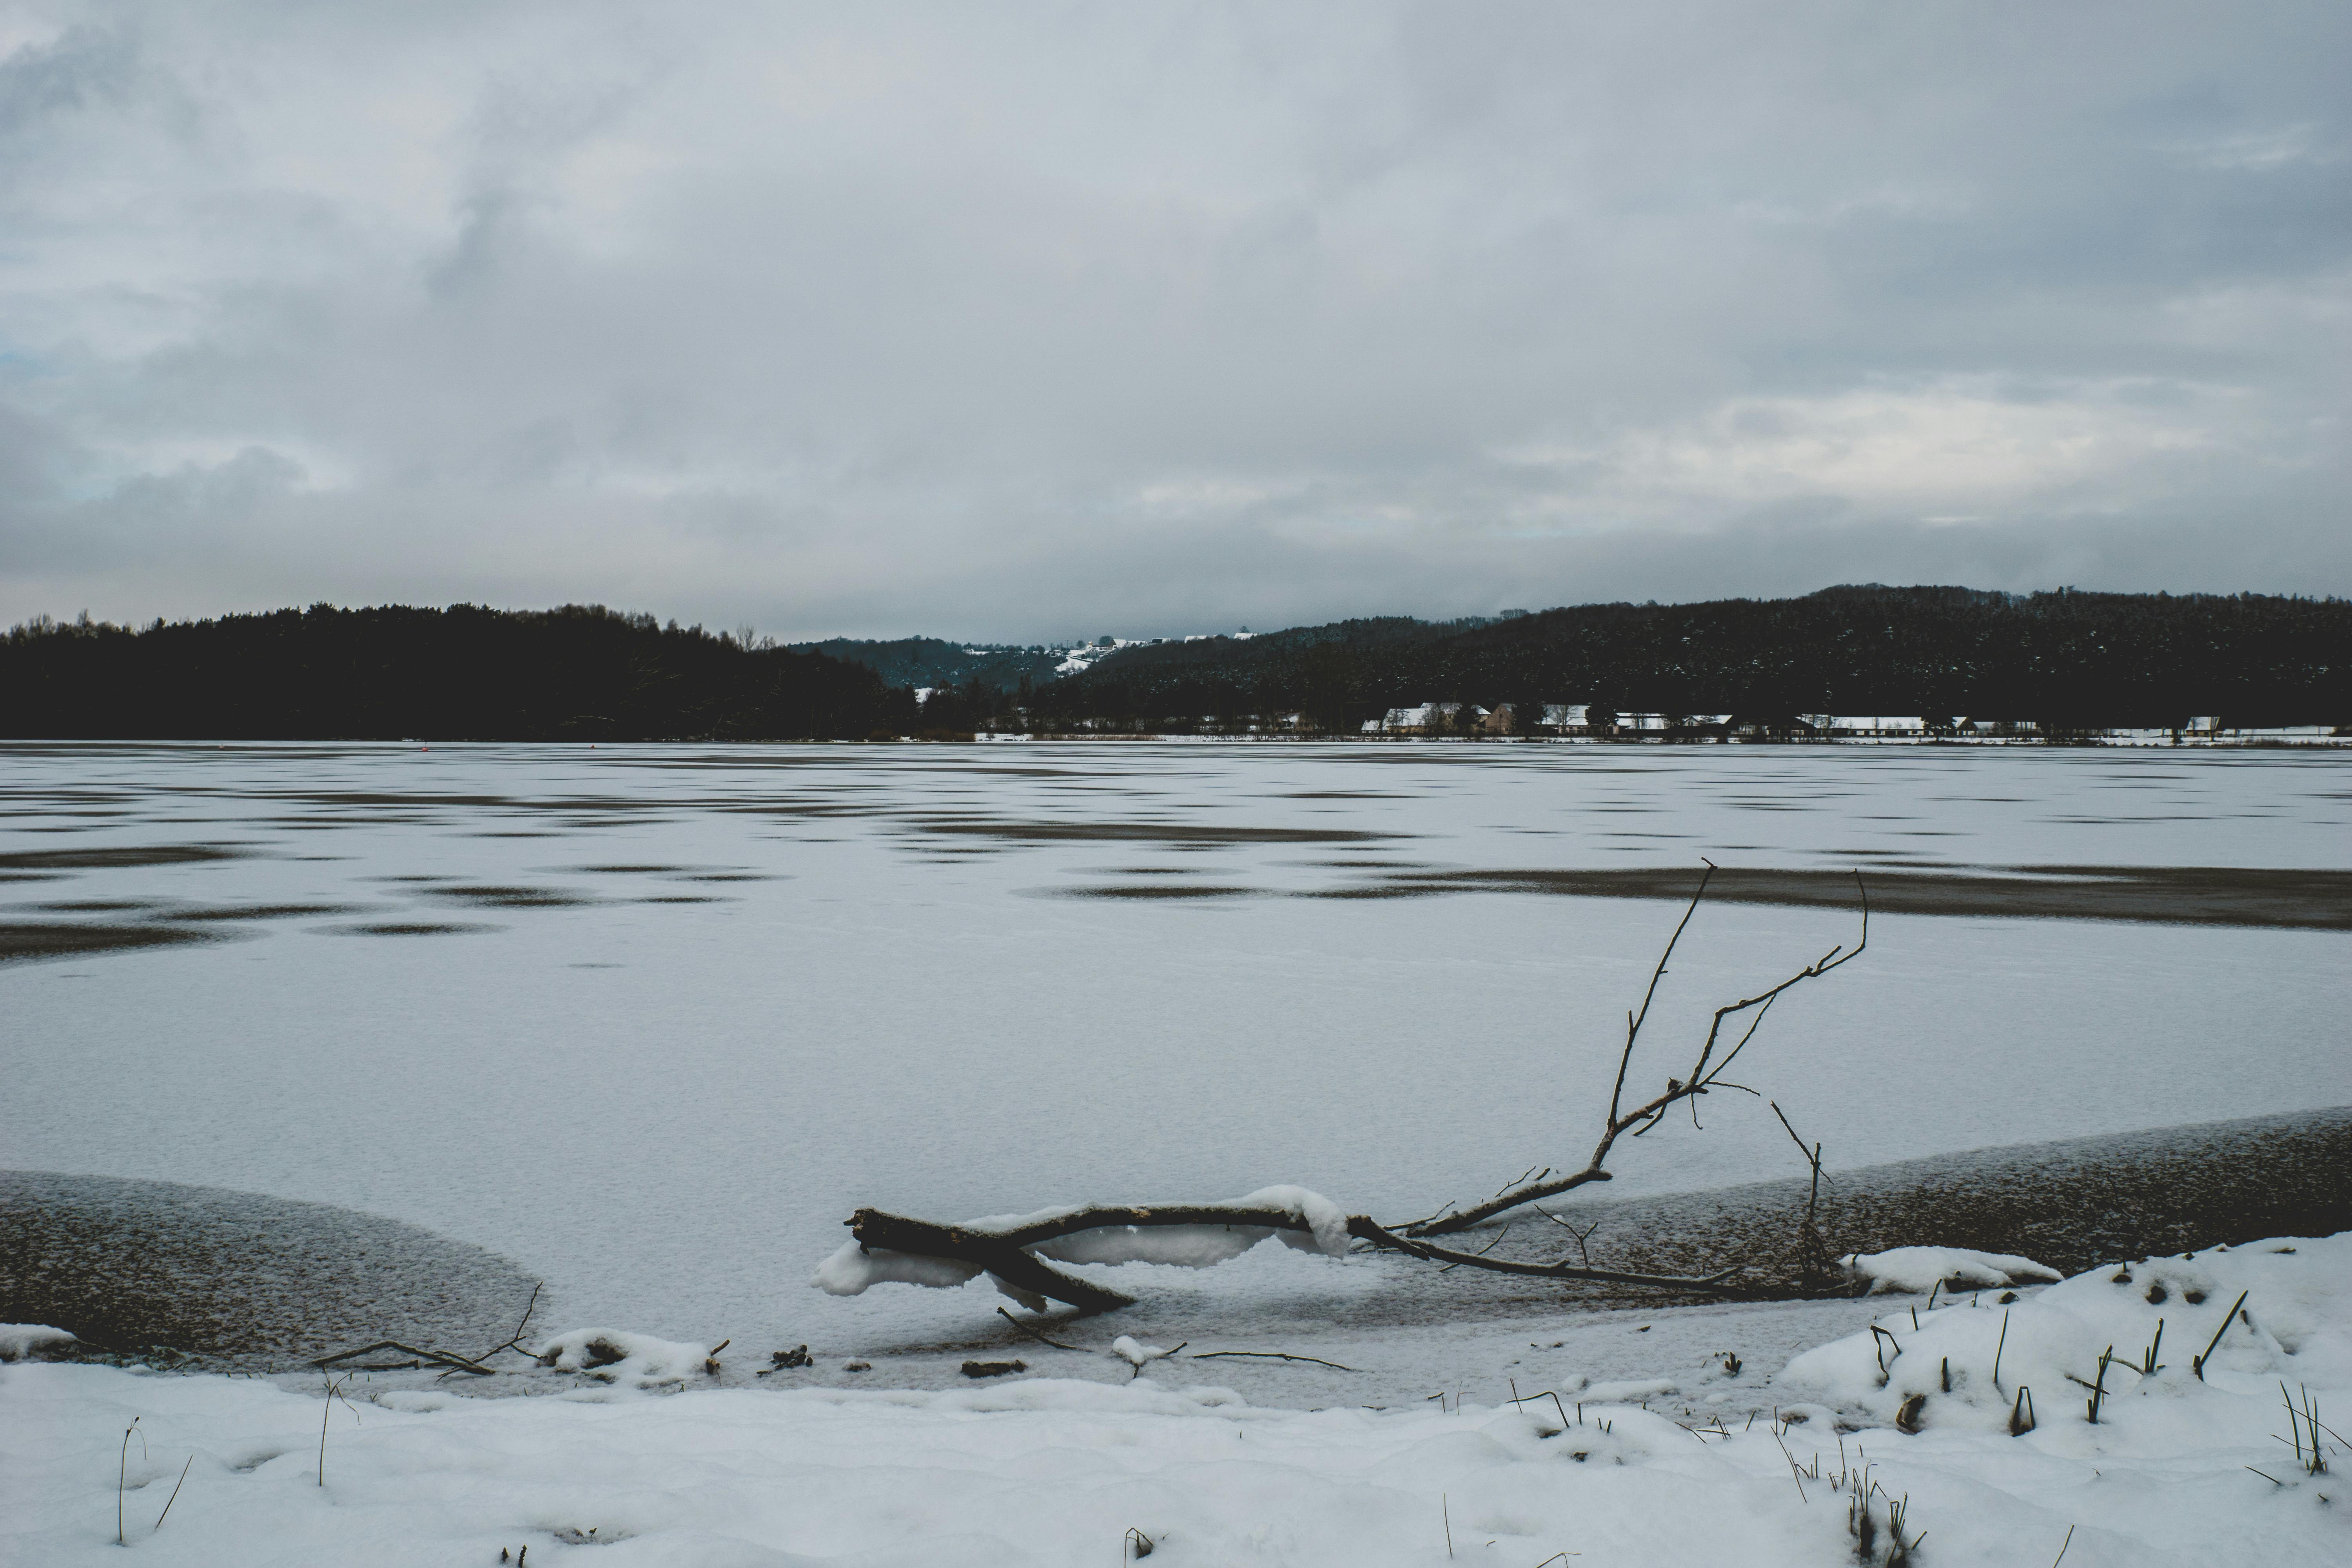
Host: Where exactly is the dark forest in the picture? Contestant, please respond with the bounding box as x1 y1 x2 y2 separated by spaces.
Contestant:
0 604 915 741
3 586 2344 739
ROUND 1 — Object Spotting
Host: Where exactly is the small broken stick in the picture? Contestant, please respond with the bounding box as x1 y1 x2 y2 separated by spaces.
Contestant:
961 1359 1027 1379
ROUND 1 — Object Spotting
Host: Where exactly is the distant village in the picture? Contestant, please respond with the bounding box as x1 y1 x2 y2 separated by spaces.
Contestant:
1354 704 2345 745
975 701 2348 744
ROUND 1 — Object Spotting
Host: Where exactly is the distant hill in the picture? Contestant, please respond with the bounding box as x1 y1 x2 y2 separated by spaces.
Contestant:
784 637 1070 694
1035 587 2351 731
8 588 2343 739
2 604 913 740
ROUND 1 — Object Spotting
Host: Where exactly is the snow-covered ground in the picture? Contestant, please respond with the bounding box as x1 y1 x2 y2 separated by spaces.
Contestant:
7 1233 2346 1566
2 743 2347 1357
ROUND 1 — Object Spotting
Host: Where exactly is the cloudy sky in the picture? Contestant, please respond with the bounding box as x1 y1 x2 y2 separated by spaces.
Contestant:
0 2 2344 639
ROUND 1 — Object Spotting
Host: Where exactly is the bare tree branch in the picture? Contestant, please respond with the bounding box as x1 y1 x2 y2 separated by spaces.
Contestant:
1407 869 1867 1237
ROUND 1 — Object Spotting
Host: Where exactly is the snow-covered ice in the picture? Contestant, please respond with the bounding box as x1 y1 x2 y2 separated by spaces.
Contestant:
3 743 2347 1357
8 1233 2347 1566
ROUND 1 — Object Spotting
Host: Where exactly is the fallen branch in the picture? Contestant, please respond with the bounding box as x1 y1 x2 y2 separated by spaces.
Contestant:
848 1201 1741 1311
849 1209 1137 1314
822 863 1860 1316
311 1281 545 1382
1348 1217 1744 1292
1410 866 1867 1237
1191 1350 1357 1371
312 1340 495 1376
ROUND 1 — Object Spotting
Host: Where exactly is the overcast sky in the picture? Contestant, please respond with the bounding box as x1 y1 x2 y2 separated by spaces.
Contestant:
1 2 2344 640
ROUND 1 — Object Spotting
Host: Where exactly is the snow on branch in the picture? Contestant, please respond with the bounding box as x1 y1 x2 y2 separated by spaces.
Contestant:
817 1194 1742 1314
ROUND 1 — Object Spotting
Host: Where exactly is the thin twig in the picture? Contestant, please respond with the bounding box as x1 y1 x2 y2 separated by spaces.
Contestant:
152 1455 194 1535
1436 1223 1513 1271
1191 1350 1358 1372
118 1417 143 1547
477 1281 544 1361
995 1307 1088 1352
314 1340 495 1377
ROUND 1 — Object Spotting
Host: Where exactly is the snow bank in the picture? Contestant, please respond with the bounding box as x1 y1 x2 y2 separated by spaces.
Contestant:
1785 1233 2352 1436
9 1232 2349 1566
0 1367 1848 1568
815 1187 1356 1300
529 1329 713 1388
1840 1244 2062 1294
0 1324 75 1361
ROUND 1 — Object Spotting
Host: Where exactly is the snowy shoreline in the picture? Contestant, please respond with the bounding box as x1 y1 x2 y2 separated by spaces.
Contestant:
12 1107 2347 1384
8 1233 2346 1566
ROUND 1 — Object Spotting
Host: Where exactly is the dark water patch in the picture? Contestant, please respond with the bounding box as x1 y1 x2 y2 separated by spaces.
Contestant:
424 885 596 908
567 864 693 874
0 923 221 962
28 898 160 913
1047 884 1263 900
1419 1105 2352 1316
684 873 780 882
917 820 1396 846
636 895 733 904
325 921 503 937
0 1170 542 1370
0 844 253 871
167 903 361 922
0 871 69 882
1305 864 2352 930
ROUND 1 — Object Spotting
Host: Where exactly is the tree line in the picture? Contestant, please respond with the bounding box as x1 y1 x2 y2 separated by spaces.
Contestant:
0 603 917 740
1034 586 2352 733
4 586 2343 740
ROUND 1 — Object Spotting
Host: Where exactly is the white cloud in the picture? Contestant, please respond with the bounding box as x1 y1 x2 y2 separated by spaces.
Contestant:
0 0 2347 635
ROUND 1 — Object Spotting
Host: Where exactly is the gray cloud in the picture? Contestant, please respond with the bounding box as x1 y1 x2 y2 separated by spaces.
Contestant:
0 0 2345 639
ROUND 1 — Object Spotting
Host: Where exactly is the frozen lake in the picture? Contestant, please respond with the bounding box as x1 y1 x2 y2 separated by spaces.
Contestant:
4 742 2347 1361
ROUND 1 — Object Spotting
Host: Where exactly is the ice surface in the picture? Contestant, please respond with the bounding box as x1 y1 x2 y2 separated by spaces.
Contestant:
1840 1245 2062 1293
2 742 2347 1356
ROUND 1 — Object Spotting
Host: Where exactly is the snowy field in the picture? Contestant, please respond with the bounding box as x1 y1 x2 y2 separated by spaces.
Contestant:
7 1233 2347 1566
3 742 2348 1359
